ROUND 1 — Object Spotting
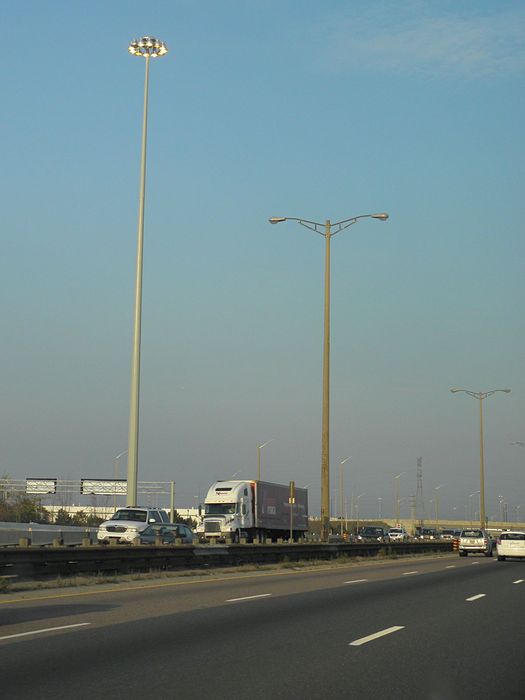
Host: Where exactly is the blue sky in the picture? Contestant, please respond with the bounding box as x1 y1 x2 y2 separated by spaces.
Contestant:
1 1 524 521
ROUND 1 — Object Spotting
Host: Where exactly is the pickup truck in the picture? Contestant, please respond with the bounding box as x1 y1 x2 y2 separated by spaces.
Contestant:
97 507 169 544
458 528 492 557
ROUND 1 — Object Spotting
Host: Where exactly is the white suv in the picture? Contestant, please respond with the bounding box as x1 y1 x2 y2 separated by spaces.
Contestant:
458 528 492 557
387 527 409 542
97 507 169 544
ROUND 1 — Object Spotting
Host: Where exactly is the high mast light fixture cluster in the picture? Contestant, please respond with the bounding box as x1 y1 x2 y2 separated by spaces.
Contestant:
128 36 168 58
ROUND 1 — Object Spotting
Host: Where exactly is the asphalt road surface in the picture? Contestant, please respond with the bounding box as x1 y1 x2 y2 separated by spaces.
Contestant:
1 553 524 699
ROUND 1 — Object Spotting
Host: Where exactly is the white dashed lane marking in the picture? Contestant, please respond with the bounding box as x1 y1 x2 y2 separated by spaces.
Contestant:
350 626 405 646
0 623 91 642
344 579 368 585
226 594 272 603
466 594 486 602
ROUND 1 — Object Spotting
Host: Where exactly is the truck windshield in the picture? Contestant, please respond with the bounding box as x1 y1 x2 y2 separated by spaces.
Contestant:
205 503 236 515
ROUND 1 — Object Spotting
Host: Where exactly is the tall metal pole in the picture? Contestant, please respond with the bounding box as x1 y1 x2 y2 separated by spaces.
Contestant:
339 457 350 536
394 472 404 524
340 459 343 536
256 439 273 482
113 450 128 511
478 395 486 529
170 481 175 523
451 388 510 531
125 37 168 507
268 213 388 542
127 54 150 507
321 221 331 541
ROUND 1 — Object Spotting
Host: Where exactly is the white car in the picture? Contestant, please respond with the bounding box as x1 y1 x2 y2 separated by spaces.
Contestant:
387 527 409 542
496 531 525 561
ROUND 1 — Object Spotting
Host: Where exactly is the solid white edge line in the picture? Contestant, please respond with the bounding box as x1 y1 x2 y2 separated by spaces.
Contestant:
466 594 486 602
513 579 524 584
226 594 272 603
350 626 405 646
344 579 368 584
0 622 91 642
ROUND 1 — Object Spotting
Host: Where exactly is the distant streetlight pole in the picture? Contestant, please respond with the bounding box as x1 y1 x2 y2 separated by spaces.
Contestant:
468 491 480 526
429 498 435 528
434 484 444 531
339 457 351 536
257 439 274 481
269 212 389 541
126 36 168 507
394 472 405 524
378 497 383 520
112 450 128 511
451 388 511 529
355 493 365 534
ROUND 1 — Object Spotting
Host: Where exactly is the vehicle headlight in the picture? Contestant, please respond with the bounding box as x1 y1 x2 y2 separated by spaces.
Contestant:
128 527 139 533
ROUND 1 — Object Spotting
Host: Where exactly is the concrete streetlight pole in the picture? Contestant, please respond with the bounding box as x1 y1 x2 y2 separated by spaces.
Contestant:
269 213 388 541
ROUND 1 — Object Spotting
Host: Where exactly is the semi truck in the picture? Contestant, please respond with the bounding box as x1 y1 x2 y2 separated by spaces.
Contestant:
196 479 308 543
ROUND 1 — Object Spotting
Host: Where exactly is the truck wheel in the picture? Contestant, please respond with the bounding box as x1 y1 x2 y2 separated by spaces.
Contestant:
459 551 467 557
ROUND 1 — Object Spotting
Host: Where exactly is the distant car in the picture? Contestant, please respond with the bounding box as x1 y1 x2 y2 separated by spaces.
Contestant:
357 526 387 542
139 523 197 545
458 528 492 557
440 528 457 540
496 531 525 561
387 527 409 542
417 528 439 540
97 507 169 544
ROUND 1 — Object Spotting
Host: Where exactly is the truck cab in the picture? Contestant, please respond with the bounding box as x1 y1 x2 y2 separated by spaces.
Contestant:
197 481 253 542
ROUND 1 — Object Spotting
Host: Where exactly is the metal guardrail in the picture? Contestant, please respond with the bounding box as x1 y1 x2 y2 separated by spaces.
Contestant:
0 540 452 582
0 523 98 547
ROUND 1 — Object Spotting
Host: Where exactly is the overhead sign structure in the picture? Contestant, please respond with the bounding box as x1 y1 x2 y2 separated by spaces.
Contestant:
26 478 57 495
81 479 127 496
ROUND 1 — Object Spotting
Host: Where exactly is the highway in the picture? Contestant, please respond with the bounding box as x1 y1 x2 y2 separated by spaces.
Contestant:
1 553 524 699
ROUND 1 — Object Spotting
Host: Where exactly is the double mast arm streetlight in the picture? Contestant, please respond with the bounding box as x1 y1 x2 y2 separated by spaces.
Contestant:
269 213 388 541
126 37 168 507
451 388 511 529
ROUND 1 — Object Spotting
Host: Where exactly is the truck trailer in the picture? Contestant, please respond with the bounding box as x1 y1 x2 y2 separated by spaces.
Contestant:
197 480 308 543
